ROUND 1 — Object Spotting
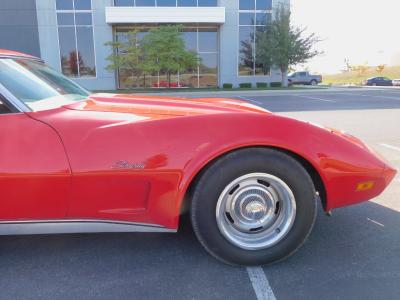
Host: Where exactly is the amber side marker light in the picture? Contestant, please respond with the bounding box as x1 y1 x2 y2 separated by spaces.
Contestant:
356 181 375 191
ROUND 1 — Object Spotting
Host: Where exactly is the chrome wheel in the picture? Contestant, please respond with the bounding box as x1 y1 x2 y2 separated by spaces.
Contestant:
216 173 296 251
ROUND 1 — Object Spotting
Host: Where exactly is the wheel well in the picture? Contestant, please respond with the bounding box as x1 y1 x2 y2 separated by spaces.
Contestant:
276 148 327 210
181 146 327 218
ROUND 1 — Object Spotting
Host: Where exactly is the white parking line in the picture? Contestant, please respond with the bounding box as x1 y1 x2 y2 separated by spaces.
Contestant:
247 267 277 300
367 218 385 227
380 143 400 152
294 95 336 102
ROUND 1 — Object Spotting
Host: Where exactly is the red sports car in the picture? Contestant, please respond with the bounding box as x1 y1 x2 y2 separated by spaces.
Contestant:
0 50 396 265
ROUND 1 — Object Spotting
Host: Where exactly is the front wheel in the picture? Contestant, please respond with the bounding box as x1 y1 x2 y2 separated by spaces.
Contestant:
190 148 317 266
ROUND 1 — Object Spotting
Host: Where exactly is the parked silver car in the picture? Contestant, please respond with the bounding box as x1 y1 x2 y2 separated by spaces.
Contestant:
288 71 322 86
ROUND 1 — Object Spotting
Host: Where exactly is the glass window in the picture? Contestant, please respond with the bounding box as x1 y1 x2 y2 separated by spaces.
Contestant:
157 0 176 6
76 27 96 77
239 13 255 25
116 32 129 46
199 53 217 87
239 26 254 76
198 0 217 6
75 13 92 25
178 0 197 6
0 59 90 111
56 0 73 10
239 0 255 10
114 0 134 5
181 29 197 52
179 70 198 88
74 0 92 10
136 0 156 6
198 28 218 52
115 26 219 88
57 13 75 25
255 13 270 25
137 30 150 43
255 28 270 75
256 0 272 10
58 27 78 77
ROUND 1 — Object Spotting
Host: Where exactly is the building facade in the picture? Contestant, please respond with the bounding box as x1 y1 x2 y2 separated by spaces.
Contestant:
1 0 289 90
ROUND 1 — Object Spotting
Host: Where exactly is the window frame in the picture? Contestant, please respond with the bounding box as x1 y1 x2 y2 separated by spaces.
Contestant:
56 0 97 78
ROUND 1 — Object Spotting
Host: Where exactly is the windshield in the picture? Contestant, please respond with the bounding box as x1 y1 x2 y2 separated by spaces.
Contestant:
0 58 90 111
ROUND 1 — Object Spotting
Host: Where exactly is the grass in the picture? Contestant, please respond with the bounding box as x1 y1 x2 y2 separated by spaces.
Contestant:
94 86 323 94
323 66 400 85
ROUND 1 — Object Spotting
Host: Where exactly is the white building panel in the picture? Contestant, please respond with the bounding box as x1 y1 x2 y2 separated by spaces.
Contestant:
105 7 225 24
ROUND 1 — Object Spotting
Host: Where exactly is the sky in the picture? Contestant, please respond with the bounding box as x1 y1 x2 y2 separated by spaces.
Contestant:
291 0 400 74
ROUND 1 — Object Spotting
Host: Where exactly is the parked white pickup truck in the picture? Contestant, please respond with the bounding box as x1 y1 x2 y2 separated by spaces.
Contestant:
288 71 322 86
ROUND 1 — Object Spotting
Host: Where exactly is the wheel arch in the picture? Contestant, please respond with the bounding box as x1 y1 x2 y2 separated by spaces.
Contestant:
179 145 327 219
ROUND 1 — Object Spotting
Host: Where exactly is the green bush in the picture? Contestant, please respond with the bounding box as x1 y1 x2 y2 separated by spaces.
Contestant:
270 82 282 88
256 82 268 88
239 83 252 88
222 83 233 89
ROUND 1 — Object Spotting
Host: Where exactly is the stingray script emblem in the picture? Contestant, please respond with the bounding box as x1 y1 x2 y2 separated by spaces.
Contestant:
112 160 145 169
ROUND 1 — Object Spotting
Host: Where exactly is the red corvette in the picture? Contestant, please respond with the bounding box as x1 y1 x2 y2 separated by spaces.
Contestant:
0 50 396 265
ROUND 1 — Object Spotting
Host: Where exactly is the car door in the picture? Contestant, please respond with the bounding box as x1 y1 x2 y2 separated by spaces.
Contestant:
0 97 71 220
299 72 307 84
383 77 392 86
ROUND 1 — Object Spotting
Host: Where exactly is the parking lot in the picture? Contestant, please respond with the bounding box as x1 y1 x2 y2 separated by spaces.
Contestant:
1 88 399 300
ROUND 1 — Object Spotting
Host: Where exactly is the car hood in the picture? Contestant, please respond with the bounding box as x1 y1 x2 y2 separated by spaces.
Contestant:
63 93 270 118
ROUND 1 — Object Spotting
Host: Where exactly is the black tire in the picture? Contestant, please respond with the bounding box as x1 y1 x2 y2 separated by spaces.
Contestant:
310 80 318 86
190 148 317 266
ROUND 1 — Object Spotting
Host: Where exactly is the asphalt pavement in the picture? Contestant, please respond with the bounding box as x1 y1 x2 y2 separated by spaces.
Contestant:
1 88 399 300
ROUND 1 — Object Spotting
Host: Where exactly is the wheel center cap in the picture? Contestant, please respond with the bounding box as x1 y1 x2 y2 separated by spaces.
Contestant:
244 201 267 220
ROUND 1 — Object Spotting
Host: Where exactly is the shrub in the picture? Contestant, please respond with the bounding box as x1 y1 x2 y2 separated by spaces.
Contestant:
270 82 282 88
222 83 233 89
256 82 268 88
239 83 252 88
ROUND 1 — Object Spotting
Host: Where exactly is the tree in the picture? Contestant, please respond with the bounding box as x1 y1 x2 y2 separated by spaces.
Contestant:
140 25 199 87
376 64 385 74
258 5 322 86
105 30 144 88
